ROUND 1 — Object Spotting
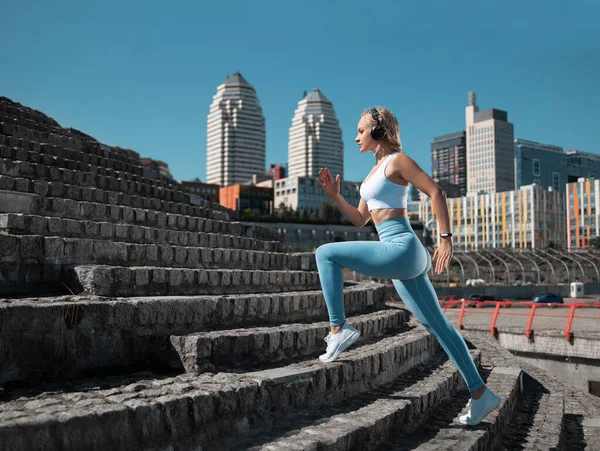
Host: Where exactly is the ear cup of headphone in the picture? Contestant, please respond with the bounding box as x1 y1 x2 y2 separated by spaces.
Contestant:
371 124 387 140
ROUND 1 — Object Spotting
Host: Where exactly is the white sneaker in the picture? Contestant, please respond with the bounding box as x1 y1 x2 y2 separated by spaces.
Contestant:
459 387 502 425
319 323 360 362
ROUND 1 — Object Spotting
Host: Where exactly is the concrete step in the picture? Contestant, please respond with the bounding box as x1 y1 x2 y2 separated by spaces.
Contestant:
498 372 564 451
575 416 600 451
0 107 141 163
0 214 286 295
225 349 481 451
0 96 61 128
72 264 321 296
0 116 140 167
0 112 182 190
0 282 383 384
171 308 405 373
381 366 522 450
0 327 439 451
0 173 239 230
0 233 295 272
0 157 190 205
0 101 79 134
0 174 234 224
558 413 595 450
0 254 317 295
0 116 95 153
0 142 180 192
0 135 142 176
0 213 282 252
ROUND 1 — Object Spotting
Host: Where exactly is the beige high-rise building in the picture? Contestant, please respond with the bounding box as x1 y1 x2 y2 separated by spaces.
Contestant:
465 91 515 194
273 88 349 216
287 88 343 180
206 72 266 187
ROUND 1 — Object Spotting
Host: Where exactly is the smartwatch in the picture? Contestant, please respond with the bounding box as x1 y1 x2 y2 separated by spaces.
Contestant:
440 233 453 238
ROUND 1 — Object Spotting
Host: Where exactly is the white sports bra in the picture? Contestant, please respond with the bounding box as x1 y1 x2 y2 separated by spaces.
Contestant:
359 153 409 211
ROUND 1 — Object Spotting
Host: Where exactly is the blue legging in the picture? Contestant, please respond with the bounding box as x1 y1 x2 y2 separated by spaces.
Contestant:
315 217 484 392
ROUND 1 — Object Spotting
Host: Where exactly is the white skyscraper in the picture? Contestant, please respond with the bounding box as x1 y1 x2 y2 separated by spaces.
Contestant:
288 88 343 180
465 91 515 193
206 72 266 186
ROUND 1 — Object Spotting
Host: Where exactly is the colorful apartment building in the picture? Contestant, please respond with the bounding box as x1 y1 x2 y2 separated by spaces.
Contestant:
420 184 566 249
567 177 599 249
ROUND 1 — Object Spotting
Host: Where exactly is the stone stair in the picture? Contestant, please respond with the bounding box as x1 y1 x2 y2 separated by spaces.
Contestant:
0 101 284 294
1 95 599 451
0 155 189 202
380 366 521 451
227 349 484 451
0 136 141 175
0 284 383 384
170 308 406 373
0 213 279 251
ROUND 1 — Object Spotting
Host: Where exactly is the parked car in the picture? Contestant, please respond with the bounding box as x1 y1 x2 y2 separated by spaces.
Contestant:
532 292 564 304
462 294 497 307
469 295 496 301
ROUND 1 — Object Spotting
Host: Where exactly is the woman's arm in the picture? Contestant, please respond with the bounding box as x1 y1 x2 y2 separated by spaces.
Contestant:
331 193 367 228
394 153 450 233
394 152 453 274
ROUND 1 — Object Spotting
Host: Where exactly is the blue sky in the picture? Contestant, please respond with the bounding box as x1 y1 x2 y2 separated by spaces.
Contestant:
2 0 599 183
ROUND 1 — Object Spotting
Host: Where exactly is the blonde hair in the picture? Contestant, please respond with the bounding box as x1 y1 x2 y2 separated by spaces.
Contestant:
362 106 403 153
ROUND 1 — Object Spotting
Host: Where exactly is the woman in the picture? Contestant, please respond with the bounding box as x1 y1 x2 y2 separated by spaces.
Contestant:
315 106 501 426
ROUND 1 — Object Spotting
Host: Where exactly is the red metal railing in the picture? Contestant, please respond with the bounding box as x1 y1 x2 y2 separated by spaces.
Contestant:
389 294 600 342
443 298 600 342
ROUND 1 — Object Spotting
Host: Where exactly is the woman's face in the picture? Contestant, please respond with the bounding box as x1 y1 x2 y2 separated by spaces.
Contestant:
355 115 378 153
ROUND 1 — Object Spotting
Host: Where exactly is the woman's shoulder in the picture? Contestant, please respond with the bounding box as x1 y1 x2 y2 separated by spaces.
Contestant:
389 151 414 182
390 151 409 165
392 151 416 164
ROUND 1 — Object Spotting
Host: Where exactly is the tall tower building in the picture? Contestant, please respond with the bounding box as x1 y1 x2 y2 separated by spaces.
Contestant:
431 131 467 198
465 91 515 193
287 88 343 180
206 72 266 186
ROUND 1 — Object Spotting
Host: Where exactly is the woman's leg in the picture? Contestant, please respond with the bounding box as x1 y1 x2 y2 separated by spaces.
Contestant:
391 247 502 425
316 230 497 423
315 238 427 326
392 264 485 393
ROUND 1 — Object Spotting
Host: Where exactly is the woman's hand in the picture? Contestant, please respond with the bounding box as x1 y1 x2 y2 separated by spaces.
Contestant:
432 239 453 274
316 167 340 198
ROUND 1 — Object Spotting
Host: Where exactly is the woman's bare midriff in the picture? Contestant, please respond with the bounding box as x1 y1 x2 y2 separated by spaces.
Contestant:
370 208 407 226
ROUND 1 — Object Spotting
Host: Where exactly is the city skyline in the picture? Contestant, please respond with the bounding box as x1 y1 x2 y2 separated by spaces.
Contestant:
1 1 598 184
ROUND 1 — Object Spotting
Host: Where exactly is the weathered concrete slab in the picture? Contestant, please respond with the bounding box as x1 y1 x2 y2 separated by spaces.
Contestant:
0 328 439 451
171 309 405 373
0 189 33 213
224 351 481 451
0 283 385 384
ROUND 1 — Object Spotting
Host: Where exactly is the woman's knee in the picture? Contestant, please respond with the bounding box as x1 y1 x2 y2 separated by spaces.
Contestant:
315 243 333 261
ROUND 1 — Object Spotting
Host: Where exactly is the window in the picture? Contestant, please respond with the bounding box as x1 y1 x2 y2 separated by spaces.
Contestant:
590 380 600 397
552 173 560 191
533 159 540 176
